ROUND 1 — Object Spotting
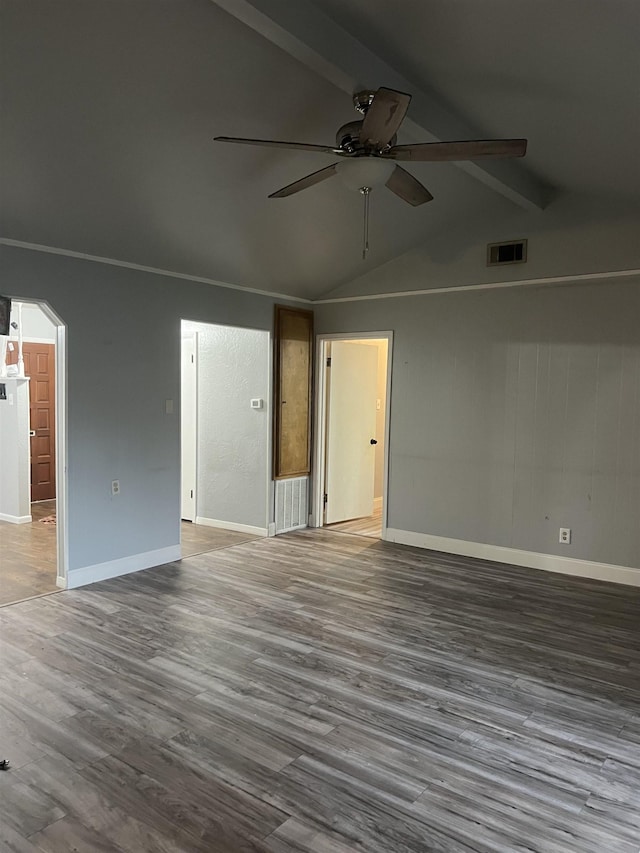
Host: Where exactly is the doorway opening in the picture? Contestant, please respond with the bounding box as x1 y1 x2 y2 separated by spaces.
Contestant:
313 333 392 540
0 299 67 606
180 320 271 558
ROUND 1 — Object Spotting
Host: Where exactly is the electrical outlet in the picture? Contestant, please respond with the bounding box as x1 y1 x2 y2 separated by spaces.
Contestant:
111 479 120 496
559 527 571 544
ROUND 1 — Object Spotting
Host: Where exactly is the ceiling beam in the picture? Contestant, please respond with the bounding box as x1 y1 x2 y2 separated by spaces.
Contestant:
209 0 549 211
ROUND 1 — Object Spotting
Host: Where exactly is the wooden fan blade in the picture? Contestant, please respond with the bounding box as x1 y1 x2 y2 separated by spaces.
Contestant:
269 163 339 198
360 88 411 149
214 136 341 155
385 165 433 206
388 139 527 161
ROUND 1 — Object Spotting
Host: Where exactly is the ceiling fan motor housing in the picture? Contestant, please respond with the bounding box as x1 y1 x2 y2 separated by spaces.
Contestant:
353 90 377 114
336 120 397 155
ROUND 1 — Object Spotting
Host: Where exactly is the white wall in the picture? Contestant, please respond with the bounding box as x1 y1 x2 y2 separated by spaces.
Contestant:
1 244 295 584
316 277 640 579
183 321 270 532
10 301 57 342
373 342 387 500
0 378 31 522
343 338 387 500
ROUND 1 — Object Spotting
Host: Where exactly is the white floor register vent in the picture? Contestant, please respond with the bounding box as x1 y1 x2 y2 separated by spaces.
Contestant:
275 476 308 534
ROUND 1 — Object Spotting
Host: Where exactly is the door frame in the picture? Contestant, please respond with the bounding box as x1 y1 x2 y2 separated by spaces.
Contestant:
8 298 69 588
180 330 198 523
311 331 393 538
179 319 274 543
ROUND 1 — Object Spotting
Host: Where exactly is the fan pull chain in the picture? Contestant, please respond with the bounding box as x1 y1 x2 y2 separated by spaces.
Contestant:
361 186 371 260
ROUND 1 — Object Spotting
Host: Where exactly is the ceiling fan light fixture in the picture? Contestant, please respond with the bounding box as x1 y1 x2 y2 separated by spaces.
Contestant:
336 157 395 191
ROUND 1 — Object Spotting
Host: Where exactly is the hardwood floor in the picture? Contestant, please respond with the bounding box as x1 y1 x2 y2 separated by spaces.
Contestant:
327 504 383 538
1 529 640 851
0 500 58 607
0 513 257 608
181 521 258 558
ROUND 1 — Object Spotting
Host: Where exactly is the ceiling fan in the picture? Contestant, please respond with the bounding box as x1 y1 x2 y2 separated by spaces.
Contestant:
214 87 527 257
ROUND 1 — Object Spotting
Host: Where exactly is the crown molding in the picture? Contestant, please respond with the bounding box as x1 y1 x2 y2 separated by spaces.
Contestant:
2 238 638 306
0 238 313 304
314 268 640 304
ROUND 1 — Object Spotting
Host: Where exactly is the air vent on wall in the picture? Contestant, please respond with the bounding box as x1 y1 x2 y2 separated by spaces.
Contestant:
275 476 308 534
487 239 527 266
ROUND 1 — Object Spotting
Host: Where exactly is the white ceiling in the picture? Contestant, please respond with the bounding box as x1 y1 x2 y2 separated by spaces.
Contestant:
1 0 638 299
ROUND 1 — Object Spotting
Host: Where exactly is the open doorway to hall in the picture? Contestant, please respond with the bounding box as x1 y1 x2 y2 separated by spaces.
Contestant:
179 320 271 558
0 300 64 606
314 334 391 540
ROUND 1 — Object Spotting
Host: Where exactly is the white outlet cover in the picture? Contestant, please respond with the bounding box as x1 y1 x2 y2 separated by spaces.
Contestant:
250 398 263 409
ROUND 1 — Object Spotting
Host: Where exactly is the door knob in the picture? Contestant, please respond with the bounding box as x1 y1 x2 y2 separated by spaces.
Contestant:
370 438 377 445
29 430 36 437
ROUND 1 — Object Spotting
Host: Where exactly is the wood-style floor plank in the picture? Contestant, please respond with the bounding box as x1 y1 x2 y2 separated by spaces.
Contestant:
0 510 258 608
1 528 640 851
0 501 58 607
325 505 382 538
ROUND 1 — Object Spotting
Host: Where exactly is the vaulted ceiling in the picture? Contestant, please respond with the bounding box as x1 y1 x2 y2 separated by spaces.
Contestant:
1 0 638 299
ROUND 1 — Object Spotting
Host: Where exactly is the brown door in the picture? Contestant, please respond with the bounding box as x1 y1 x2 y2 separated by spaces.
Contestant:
7 342 57 501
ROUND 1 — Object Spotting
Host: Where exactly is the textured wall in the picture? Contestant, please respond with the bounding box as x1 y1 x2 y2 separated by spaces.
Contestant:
186 323 269 530
316 278 640 570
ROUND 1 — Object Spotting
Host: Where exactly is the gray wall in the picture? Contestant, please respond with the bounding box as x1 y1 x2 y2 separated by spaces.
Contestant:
316 278 640 569
185 322 270 530
1 244 287 575
323 195 640 300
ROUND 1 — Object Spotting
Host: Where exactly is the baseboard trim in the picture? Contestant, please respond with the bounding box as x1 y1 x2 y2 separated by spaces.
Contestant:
373 496 383 510
0 513 32 524
194 516 267 537
385 528 640 588
67 545 182 589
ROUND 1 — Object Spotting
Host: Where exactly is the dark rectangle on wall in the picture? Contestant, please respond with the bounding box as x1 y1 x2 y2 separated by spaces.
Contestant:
273 305 314 479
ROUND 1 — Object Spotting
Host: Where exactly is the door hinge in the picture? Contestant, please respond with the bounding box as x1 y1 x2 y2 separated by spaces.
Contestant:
326 357 331 367
190 489 194 499
323 493 328 506
191 354 194 363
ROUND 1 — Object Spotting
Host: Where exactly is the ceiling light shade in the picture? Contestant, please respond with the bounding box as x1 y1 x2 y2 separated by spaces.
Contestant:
336 157 395 190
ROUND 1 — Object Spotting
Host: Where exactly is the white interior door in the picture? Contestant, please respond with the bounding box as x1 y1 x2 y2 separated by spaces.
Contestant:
325 341 378 524
181 332 197 521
